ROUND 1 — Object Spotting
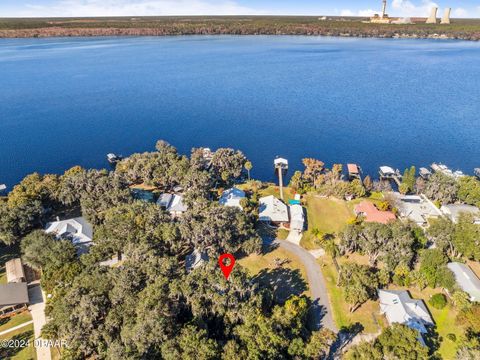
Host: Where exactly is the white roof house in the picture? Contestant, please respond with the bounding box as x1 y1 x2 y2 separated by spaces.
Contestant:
395 193 442 226
185 249 209 273
441 204 480 224
378 289 434 335
290 205 305 232
45 217 93 248
219 187 246 209
259 195 289 224
447 262 480 302
157 193 188 216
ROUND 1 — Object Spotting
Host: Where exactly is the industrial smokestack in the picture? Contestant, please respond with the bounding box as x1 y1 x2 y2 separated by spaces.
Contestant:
441 8 451 24
426 7 438 24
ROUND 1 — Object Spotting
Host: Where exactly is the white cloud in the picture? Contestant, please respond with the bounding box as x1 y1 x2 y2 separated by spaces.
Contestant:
340 8 376 17
391 0 439 17
358 9 376 17
340 9 355 17
453 8 467 18
8 0 263 17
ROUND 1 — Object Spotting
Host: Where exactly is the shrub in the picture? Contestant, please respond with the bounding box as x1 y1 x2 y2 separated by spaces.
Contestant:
429 293 447 309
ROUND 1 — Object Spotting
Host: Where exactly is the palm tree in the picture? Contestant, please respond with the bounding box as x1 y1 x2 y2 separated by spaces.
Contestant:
244 161 253 180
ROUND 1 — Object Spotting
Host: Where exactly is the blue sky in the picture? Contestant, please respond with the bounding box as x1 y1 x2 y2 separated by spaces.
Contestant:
1 0 479 18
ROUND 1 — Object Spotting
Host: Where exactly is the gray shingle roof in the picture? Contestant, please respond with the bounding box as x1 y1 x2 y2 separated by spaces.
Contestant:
0 283 29 307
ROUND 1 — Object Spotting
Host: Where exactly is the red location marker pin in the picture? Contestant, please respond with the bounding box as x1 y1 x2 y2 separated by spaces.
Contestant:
218 254 235 280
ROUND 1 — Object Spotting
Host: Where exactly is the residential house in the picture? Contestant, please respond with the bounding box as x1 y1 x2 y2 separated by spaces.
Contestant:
219 187 246 210
378 289 434 344
395 194 442 227
186 249 209 273
0 283 29 317
447 262 480 302
441 204 480 224
290 205 305 232
157 193 188 217
354 201 396 224
259 195 289 226
45 217 93 253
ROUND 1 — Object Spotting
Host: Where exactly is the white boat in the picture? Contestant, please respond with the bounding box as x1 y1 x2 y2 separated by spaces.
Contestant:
107 153 122 164
0 184 6 192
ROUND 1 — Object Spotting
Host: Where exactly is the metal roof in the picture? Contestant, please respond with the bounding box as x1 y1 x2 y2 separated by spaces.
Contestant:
448 262 480 301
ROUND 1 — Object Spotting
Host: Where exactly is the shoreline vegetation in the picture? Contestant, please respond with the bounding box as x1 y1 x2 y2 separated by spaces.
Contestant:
1 16 480 40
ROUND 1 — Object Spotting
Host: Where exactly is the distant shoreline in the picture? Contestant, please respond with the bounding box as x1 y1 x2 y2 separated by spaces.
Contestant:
1 16 480 40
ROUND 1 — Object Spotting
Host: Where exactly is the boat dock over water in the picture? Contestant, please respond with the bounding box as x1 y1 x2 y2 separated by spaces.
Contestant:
379 166 402 186
419 167 432 180
431 163 465 179
0 184 6 194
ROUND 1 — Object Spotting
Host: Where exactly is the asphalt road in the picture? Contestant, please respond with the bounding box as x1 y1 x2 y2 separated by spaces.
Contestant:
269 238 337 332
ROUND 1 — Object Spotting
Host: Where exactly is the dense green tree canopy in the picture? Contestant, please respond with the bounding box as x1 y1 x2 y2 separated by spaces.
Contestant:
346 324 429 360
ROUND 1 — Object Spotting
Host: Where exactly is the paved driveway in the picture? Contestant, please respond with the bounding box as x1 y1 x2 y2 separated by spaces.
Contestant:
28 283 52 360
265 238 337 332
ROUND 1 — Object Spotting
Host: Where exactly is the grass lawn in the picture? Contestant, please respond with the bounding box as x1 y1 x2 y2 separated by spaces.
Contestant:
318 255 384 334
301 195 354 250
0 244 21 284
259 185 296 204
405 287 464 360
301 193 388 250
239 246 311 303
0 312 33 333
0 324 36 360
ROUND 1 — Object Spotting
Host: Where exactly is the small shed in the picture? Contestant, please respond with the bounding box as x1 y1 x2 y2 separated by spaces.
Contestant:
6 258 26 283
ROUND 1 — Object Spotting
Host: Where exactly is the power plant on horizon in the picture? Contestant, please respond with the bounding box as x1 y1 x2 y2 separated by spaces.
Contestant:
368 0 451 25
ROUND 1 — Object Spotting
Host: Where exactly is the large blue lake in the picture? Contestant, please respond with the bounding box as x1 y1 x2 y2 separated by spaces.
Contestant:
1 36 479 186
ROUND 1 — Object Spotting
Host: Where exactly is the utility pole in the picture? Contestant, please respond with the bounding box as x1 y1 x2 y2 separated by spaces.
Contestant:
274 158 288 201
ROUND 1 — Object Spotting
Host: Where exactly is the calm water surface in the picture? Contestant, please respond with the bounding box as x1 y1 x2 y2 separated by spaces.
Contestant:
1 36 479 186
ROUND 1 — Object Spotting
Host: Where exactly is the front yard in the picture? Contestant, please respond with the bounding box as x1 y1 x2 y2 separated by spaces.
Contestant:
319 255 384 334
0 323 36 360
0 312 32 334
